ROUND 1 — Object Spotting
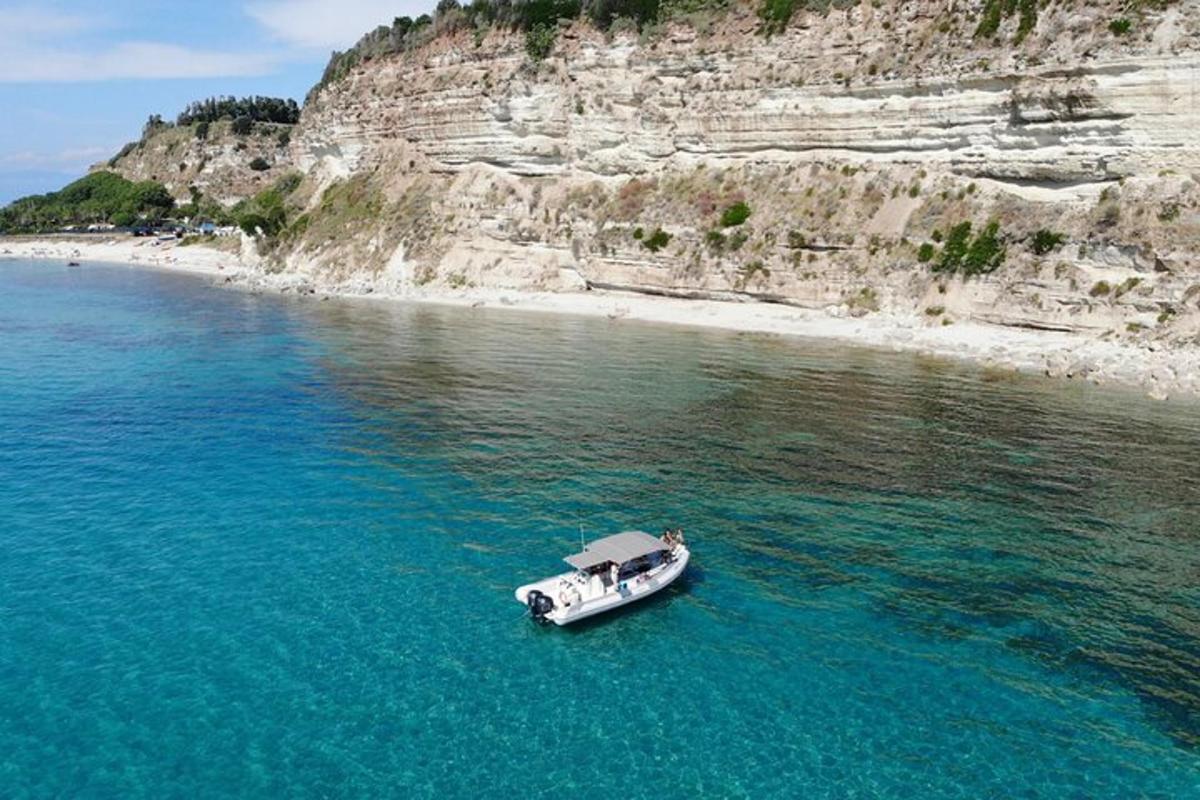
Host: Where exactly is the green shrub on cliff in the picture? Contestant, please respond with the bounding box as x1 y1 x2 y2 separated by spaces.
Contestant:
585 0 663 28
739 260 770 284
975 0 1038 43
272 174 381 247
231 172 304 238
1030 229 1065 255
930 221 1006 276
1114 276 1142 298
847 287 879 313
963 222 1005 274
758 0 796 34
107 142 138 168
525 23 557 60
642 228 672 251
720 201 751 227
936 222 973 273
757 0 857 36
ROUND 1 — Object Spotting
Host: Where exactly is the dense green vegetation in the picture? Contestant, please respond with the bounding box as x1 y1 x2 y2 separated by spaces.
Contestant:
757 0 794 35
757 0 856 36
0 172 174 233
176 96 300 126
975 0 1174 44
923 221 1007 276
525 22 558 60
975 0 1039 43
0 168 305 237
720 201 751 227
231 173 304 238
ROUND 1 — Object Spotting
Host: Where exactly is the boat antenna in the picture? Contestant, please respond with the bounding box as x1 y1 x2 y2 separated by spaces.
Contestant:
579 522 586 551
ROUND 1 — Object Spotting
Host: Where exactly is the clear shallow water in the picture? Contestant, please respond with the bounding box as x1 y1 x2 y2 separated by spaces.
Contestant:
2 259 1199 798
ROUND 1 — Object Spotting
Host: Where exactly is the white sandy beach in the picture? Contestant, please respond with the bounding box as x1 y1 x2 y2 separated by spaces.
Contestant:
0 235 240 279
4 235 1198 401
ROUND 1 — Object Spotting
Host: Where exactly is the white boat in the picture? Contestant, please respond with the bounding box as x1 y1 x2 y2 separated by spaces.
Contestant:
515 529 690 625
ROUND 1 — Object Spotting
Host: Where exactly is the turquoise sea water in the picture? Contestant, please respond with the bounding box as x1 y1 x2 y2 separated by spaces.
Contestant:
2 258 1199 798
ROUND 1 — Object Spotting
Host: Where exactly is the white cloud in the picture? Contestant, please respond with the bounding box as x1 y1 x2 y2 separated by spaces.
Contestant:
0 4 281 82
246 0 429 50
0 146 108 167
0 5 94 38
0 144 136 202
0 41 278 82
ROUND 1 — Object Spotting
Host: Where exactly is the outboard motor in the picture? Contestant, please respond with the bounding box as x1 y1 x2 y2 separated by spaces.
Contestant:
526 590 555 623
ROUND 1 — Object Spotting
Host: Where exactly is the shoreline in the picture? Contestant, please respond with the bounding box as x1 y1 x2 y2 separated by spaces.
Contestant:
0 234 242 280
3 235 1197 401
374 289 1198 401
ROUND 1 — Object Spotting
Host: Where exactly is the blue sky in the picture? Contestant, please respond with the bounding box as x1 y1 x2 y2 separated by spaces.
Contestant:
0 0 432 205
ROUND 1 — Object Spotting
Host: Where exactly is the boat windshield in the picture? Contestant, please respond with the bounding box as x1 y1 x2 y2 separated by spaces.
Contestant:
618 551 664 581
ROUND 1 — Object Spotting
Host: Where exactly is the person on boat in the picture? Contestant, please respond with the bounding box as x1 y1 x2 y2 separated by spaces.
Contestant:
610 562 619 591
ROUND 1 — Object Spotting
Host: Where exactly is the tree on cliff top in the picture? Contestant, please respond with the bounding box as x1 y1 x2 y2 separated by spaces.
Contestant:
176 96 300 127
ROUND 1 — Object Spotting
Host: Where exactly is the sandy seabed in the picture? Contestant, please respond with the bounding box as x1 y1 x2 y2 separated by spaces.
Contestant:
5 235 1197 401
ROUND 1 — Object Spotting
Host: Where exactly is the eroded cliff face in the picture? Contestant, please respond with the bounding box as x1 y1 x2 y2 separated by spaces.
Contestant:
279 0 1200 342
100 120 296 205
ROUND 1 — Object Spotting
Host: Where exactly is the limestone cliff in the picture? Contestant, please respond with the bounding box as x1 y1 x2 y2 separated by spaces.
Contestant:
265 1 1200 343
100 119 296 205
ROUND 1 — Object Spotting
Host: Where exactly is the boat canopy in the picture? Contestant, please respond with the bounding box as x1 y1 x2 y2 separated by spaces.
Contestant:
565 531 669 570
